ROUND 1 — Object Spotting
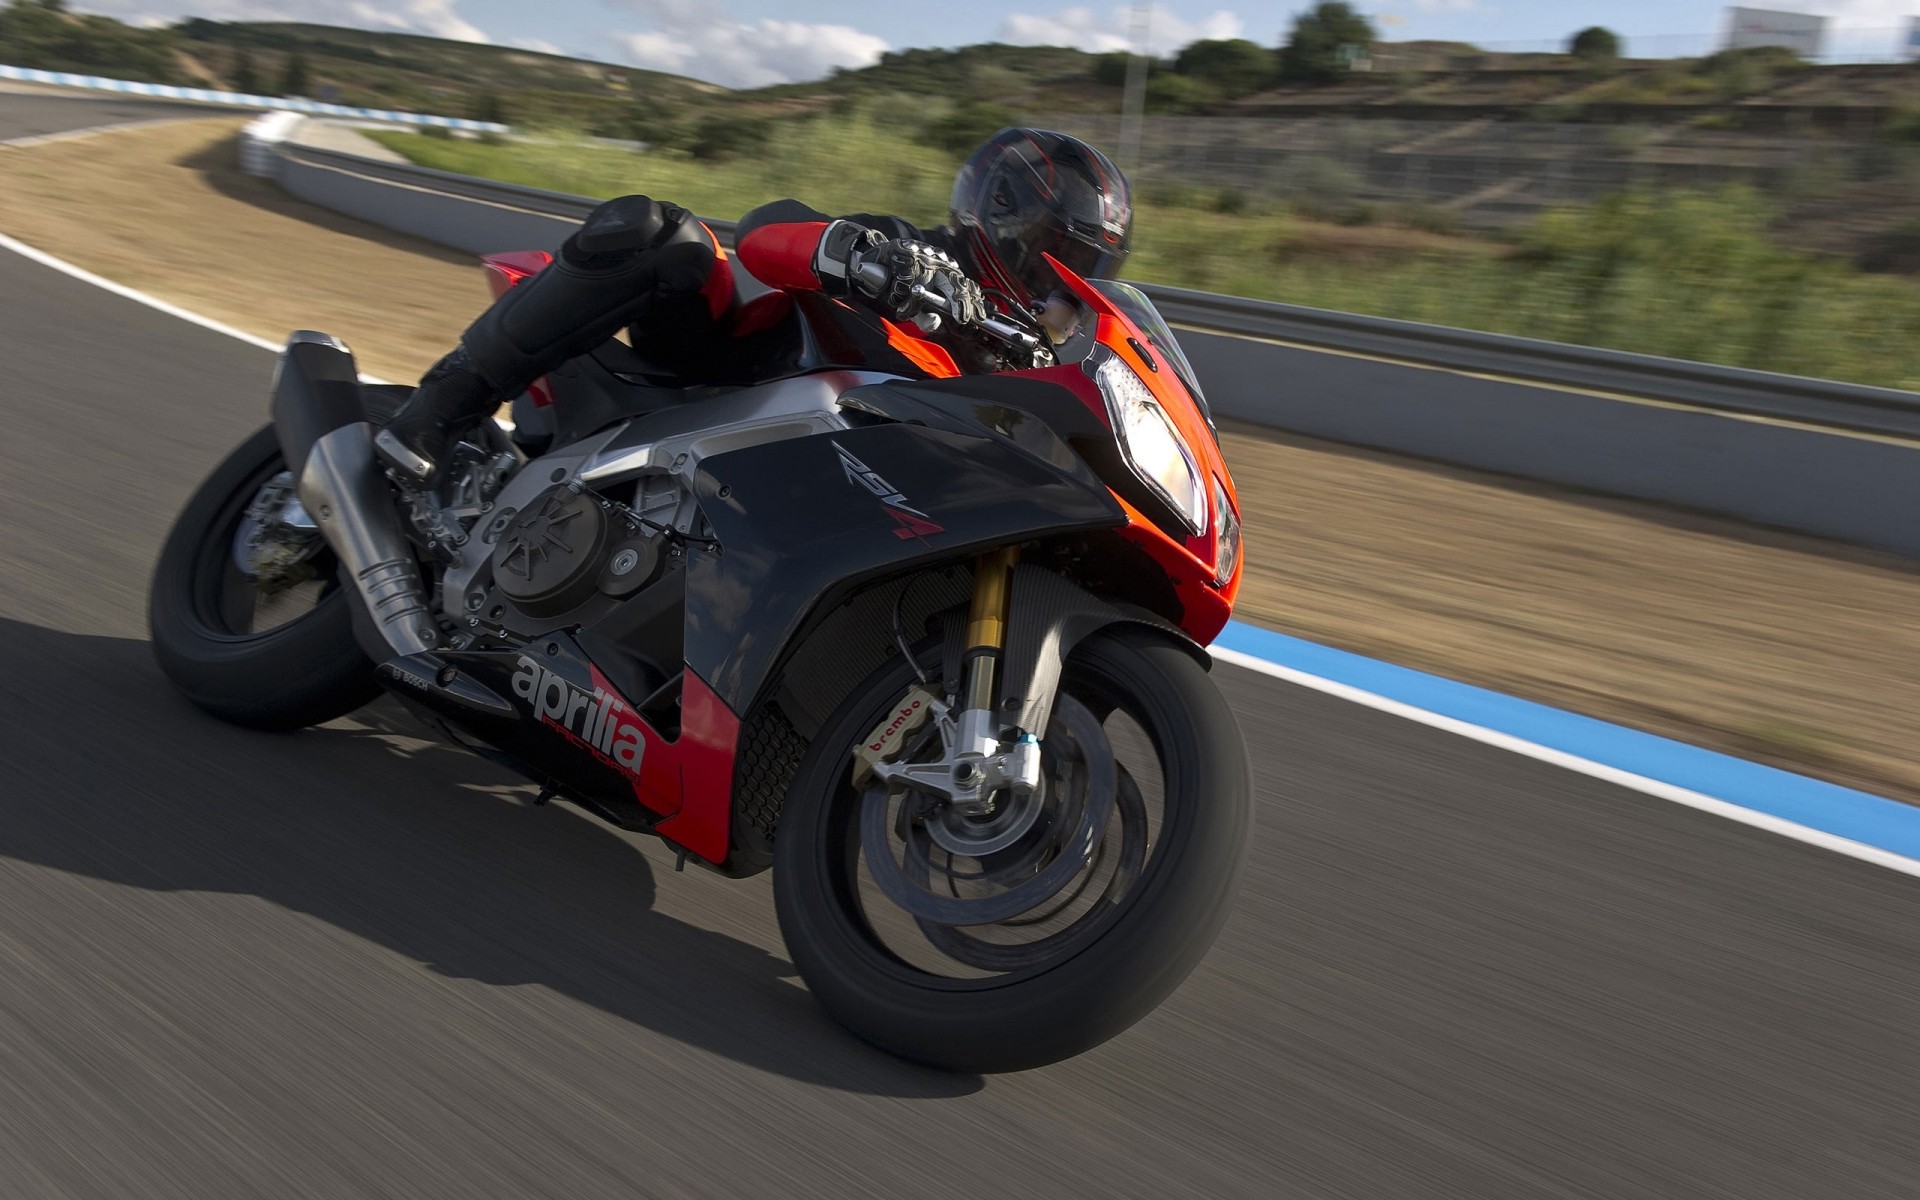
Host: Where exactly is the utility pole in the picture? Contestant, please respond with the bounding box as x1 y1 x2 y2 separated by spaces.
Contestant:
1119 1 1151 172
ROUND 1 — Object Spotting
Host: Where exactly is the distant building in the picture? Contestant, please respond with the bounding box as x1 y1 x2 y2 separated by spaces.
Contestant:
1722 6 1827 58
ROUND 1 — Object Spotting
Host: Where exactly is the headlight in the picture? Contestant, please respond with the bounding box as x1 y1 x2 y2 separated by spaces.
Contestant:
1096 356 1206 534
1212 478 1240 588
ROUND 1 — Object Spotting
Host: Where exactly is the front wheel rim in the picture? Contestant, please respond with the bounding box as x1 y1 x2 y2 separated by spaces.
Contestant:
829 665 1176 986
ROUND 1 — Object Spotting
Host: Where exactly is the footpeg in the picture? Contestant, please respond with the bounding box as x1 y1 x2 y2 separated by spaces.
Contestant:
374 426 437 486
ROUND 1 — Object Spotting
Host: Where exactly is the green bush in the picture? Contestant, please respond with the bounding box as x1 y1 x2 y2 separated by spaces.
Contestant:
1174 38 1275 98
923 101 1020 155
1145 72 1217 114
690 115 772 161
1694 45 1799 101
1881 105 1920 144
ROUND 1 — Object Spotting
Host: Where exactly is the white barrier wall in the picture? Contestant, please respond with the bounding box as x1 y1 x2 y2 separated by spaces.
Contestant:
0 64 507 132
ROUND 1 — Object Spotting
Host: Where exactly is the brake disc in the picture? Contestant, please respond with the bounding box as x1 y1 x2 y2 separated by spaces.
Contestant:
858 694 1117 928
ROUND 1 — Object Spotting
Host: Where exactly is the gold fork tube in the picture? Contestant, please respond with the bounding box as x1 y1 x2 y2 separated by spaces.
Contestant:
963 546 1021 710
966 546 1021 652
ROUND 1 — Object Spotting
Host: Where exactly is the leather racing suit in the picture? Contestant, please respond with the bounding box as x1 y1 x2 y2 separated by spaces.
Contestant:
374 193 996 485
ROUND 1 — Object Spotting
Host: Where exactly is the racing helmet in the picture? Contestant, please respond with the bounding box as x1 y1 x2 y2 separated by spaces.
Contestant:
950 128 1132 305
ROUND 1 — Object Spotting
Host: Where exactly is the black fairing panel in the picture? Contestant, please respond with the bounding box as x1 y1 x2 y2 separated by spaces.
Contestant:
839 367 1199 542
686 421 1126 712
837 371 1113 480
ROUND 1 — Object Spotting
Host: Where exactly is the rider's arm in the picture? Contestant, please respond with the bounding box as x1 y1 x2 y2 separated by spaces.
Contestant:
734 199 920 292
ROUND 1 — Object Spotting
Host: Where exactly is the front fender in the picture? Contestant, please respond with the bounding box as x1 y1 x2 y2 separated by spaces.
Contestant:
685 422 1125 715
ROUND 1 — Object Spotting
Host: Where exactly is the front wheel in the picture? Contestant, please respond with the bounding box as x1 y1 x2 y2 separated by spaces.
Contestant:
774 625 1252 1073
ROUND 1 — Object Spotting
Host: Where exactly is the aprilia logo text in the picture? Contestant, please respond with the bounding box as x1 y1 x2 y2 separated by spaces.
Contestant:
834 442 945 542
511 655 645 775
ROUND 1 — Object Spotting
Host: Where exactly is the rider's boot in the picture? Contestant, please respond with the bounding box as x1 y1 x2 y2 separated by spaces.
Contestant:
374 349 499 488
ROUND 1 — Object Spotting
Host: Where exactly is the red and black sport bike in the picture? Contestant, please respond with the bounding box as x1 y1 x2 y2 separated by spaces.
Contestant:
149 250 1251 1072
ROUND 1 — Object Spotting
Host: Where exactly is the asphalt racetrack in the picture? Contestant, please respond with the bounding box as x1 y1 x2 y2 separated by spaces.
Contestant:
3 97 1919 1199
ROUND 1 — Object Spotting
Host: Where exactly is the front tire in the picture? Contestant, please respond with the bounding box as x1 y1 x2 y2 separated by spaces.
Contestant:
148 425 380 730
774 626 1252 1072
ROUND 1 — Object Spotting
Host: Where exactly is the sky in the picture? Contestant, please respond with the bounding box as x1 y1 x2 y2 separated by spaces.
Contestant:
75 1 1920 89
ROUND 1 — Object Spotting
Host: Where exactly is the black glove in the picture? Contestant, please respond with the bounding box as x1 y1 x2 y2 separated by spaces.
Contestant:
815 222 986 328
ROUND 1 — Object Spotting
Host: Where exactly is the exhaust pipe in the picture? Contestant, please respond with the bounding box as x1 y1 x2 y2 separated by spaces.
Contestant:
272 331 438 657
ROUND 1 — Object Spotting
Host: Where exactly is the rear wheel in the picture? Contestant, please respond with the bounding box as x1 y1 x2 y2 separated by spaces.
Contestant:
774 625 1251 1072
148 425 380 730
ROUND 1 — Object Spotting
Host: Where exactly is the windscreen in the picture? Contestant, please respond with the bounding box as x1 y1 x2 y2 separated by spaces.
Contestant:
1090 280 1213 426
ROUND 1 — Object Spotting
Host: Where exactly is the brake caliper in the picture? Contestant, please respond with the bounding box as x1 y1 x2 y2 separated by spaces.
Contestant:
851 684 943 787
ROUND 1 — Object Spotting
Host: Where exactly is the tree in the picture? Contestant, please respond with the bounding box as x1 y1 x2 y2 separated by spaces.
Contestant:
1279 2 1375 85
1569 26 1621 63
469 90 507 125
1091 50 1132 87
230 46 259 95
278 50 310 98
1174 37 1275 97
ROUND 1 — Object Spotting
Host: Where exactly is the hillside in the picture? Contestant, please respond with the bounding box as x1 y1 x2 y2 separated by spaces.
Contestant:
5 4 1919 264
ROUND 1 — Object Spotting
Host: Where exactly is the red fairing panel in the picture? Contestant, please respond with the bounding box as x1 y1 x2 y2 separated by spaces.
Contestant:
653 671 743 864
1042 253 1244 644
573 662 739 865
482 249 553 297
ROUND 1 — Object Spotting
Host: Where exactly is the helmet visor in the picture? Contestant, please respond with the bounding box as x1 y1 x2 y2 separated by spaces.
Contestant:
1022 224 1128 293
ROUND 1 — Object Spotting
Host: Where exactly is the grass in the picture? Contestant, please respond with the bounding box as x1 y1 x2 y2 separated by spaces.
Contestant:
371 116 1920 392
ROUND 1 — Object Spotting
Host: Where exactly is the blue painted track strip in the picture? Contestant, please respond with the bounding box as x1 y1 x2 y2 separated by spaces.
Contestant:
1216 620 1920 861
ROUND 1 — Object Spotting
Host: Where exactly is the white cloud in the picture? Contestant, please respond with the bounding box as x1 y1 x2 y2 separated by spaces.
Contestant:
1802 0 1920 30
997 5 1244 56
76 1 490 43
606 1 888 87
1410 0 1481 12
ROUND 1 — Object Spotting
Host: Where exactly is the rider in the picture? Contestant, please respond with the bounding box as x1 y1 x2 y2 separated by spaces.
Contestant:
374 128 1133 487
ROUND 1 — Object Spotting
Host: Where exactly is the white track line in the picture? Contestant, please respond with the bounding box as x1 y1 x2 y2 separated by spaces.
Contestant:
0 231 391 382
0 230 284 353
0 116 191 150
1212 646 1920 879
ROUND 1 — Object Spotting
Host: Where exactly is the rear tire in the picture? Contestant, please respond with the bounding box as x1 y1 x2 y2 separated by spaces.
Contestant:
774 625 1252 1073
148 425 380 731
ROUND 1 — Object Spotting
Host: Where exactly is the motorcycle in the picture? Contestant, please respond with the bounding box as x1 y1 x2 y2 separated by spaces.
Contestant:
148 246 1251 1072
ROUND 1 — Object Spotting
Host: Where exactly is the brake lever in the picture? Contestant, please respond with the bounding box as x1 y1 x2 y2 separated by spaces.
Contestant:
907 284 1043 354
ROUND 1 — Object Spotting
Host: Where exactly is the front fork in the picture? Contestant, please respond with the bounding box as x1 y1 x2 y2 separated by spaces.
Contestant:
869 546 1043 815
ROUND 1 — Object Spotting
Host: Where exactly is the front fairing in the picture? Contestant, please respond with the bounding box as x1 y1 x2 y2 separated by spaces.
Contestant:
1039 256 1243 620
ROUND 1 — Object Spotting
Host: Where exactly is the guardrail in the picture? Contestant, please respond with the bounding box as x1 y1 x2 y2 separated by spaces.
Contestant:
274 140 1920 444
1143 286 1920 443
264 130 1920 557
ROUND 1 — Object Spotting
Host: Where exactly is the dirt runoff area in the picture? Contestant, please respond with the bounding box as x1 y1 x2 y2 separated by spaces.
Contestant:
4 117 1917 803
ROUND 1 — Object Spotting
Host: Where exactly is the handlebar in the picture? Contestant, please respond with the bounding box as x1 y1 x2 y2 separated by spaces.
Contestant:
907 284 1043 354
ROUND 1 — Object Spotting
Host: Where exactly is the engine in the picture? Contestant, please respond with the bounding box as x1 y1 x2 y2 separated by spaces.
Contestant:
490 485 660 618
